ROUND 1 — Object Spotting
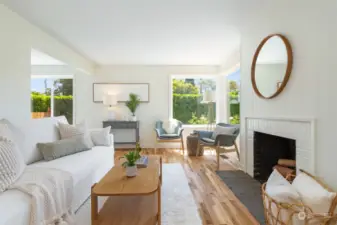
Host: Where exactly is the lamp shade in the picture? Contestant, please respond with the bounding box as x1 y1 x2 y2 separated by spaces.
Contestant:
103 93 118 106
203 90 215 103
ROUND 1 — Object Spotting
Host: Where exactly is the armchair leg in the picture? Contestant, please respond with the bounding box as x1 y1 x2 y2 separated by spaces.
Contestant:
155 139 157 155
181 136 185 156
234 142 240 159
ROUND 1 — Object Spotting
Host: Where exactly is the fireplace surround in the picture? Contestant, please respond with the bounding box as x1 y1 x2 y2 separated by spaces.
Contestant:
245 117 315 178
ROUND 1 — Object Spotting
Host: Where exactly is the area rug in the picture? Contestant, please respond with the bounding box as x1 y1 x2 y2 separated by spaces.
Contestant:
216 170 265 225
75 164 202 225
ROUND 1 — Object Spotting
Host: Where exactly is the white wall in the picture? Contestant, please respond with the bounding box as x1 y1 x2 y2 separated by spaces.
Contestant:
239 0 337 189
75 65 220 148
0 4 93 127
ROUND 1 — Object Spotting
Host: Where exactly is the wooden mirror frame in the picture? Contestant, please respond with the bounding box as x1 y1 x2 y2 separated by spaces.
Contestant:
251 34 293 99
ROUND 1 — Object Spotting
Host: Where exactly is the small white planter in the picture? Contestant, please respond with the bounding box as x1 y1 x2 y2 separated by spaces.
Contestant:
126 165 137 177
131 115 137 121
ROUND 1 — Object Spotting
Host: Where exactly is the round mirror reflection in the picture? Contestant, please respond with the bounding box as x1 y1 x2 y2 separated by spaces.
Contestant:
251 34 293 99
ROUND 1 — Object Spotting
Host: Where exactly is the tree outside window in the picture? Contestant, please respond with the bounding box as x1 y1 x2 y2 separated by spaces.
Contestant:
172 77 216 125
31 77 73 124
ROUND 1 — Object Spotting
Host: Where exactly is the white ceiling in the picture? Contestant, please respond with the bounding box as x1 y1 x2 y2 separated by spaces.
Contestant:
31 49 66 65
4 0 241 65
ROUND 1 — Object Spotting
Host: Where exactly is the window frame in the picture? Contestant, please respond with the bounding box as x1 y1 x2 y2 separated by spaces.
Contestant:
169 74 219 127
31 75 75 123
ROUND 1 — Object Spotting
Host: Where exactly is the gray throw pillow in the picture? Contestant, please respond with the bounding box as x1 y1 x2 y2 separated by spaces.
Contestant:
211 125 236 140
37 135 93 161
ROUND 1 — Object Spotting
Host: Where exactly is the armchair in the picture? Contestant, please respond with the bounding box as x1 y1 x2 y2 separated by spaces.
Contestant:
154 120 184 155
195 123 240 170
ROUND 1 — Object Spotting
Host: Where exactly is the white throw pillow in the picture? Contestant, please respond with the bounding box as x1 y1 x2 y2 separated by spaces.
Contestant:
90 126 112 146
265 169 302 224
211 125 236 139
292 171 336 215
58 121 88 139
162 119 178 134
54 116 69 125
0 123 15 142
0 140 26 192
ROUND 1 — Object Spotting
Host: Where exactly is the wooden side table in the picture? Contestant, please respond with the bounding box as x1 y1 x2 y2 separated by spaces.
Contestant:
187 134 204 156
103 120 139 145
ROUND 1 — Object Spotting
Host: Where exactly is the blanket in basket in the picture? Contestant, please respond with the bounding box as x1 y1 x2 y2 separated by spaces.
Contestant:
10 167 74 225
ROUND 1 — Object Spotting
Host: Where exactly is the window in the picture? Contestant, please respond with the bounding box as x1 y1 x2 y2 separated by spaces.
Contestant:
227 69 240 125
171 76 216 125
31 76 74 124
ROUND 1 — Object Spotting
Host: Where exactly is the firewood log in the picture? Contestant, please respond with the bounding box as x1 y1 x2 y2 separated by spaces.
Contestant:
278 159 296 168
273 165 295 178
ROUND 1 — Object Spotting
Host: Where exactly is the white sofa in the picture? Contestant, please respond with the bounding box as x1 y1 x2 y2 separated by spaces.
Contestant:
0 116 114 225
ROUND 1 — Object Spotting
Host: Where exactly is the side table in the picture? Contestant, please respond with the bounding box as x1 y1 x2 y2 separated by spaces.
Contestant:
186 134 204 156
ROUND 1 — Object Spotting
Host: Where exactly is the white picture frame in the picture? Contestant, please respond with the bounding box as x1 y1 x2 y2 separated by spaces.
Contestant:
93 83 150 103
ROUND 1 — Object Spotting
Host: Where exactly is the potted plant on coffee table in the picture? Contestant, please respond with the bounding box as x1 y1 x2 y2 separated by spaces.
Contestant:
125 93 141 121
121 150 141 177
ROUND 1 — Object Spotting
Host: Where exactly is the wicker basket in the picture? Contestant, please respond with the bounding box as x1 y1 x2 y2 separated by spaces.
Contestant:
262 170 337 225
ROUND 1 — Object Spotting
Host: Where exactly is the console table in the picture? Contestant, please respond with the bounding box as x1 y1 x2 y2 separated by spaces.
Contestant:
103 121 139 145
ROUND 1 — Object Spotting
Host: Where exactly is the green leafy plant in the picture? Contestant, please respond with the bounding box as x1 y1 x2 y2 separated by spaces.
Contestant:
187 113 209 124
135 142 142 153
125 93 141 116
120 150 141 167
230 114 240 125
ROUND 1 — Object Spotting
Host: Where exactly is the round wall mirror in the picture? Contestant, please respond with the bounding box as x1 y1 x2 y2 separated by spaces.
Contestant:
251 34 293 99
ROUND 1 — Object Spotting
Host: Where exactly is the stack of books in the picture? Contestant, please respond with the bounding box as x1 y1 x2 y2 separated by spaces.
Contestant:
136 156 149 168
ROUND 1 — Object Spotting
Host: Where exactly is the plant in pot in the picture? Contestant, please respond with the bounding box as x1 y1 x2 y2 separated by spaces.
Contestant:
121 150 141 177
125 93 140 121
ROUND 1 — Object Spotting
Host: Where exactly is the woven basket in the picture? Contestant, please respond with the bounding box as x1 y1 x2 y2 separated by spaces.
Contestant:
262 170 337 225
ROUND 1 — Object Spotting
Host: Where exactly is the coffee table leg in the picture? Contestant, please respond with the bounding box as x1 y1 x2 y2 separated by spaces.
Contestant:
91 185 98 224
158 185 161 225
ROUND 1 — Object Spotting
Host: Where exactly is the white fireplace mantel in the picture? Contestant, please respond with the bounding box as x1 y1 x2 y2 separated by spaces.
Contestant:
244 117 316 177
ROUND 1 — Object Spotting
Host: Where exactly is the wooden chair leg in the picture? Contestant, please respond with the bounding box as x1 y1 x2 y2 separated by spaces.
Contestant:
234 142 240 159
216 145 220 170
155 139 157 155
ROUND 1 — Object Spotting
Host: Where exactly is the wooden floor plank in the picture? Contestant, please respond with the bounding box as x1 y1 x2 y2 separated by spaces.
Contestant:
114 148 260 225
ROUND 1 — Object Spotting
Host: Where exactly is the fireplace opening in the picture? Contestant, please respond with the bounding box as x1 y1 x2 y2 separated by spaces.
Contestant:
254 132 296 183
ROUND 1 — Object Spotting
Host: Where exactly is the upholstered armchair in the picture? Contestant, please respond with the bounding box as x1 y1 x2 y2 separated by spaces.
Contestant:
154 120 184 155
195 123 240 170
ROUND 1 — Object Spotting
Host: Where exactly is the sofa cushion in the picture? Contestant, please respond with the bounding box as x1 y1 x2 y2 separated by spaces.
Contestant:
0 145 114 225
201 137 215 144
0 123 15 142
30 146 114 210
0 117 63 164
162 119 178 134
58 121 88 139
90 126 111 146
0 140 26 192
37 135 93 161
158 133 180 139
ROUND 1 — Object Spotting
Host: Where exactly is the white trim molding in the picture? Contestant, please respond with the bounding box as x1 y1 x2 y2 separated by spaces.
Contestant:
244 117 316 177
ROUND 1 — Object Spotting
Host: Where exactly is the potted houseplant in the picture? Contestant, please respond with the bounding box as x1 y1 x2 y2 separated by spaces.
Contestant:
121 150 141 177
125 93 140 121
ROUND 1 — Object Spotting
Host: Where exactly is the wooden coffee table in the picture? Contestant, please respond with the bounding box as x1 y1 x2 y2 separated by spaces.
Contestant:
91 156 162 225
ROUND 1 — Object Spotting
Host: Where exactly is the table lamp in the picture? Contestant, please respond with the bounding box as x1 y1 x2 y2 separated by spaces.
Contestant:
103 93 118 120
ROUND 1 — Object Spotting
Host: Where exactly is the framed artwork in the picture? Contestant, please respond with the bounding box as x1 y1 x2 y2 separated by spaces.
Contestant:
93 83 150 103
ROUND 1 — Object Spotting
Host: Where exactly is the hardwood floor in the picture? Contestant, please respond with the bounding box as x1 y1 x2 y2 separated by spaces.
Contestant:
114 148 260 225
